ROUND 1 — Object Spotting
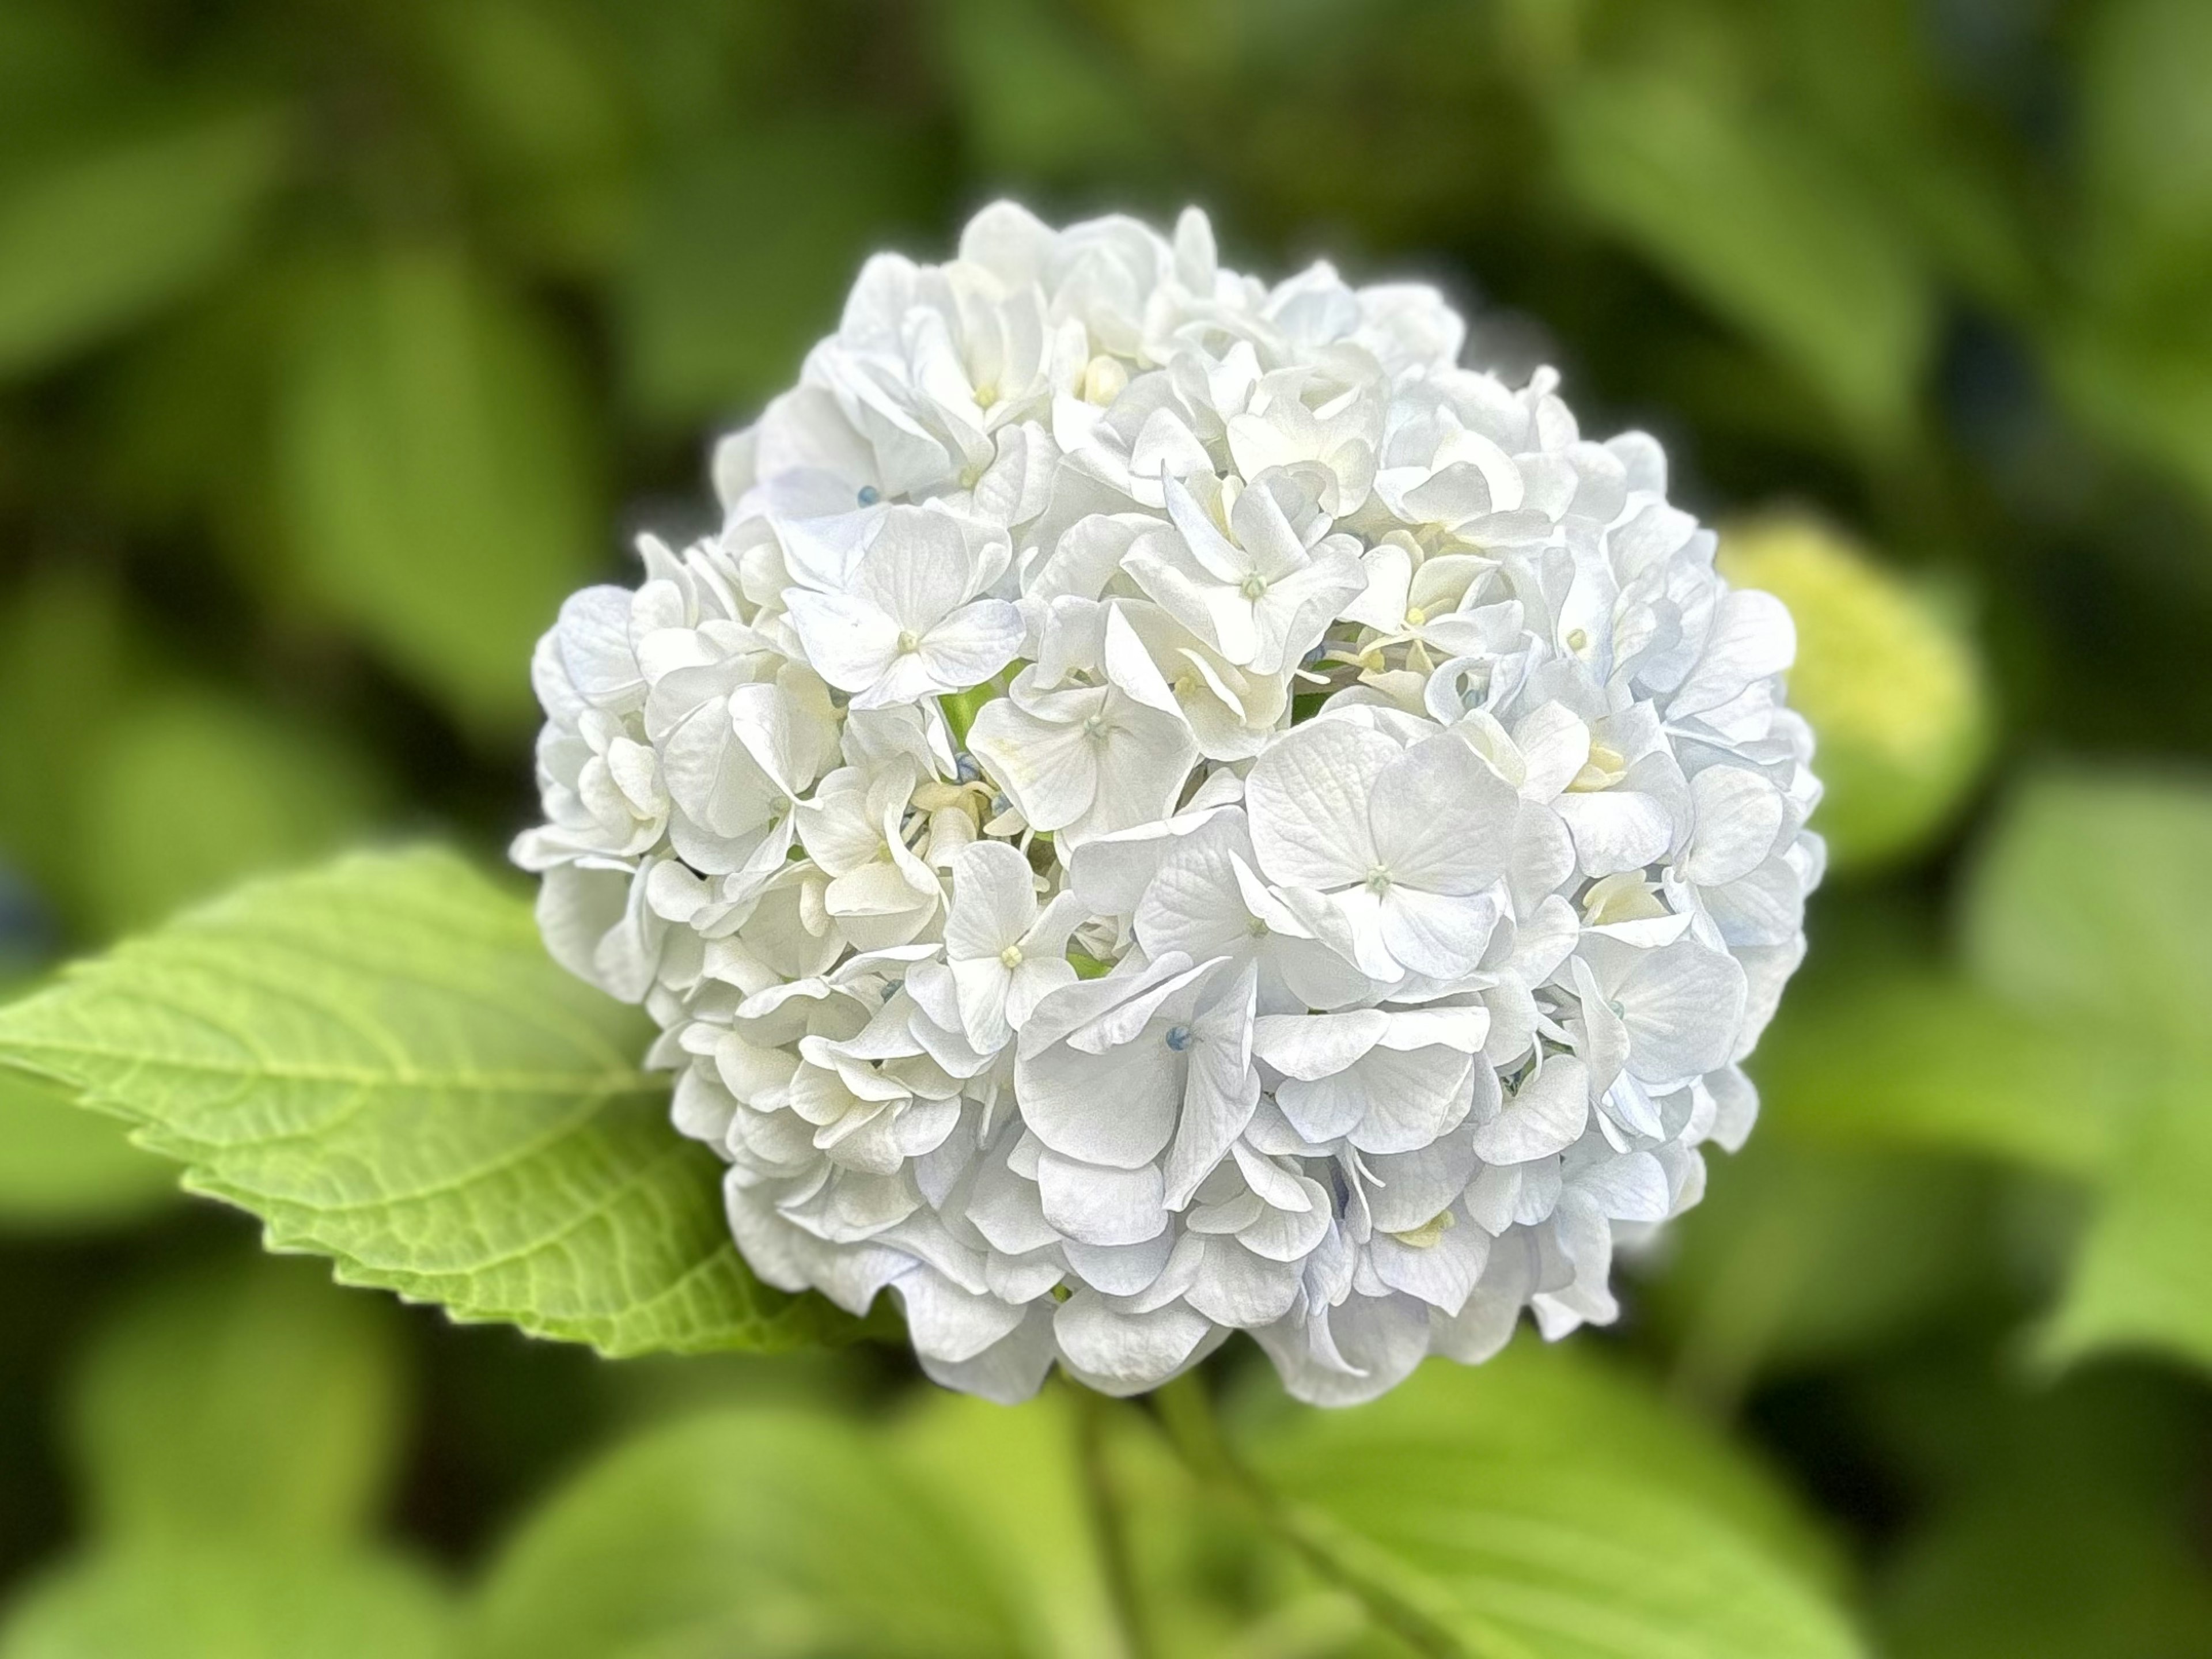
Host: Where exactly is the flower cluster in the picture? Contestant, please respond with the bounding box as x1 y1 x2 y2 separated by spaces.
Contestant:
516 203 1821 1404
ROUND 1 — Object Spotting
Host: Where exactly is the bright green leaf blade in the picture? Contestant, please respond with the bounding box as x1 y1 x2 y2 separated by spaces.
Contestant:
0 1544 454 1659
1236 1349 1864 1659
82 690 384 934
0 1060 172 1230
70 1256 408 1543
0 108 286 379
279 249 602 732
468 1408 1029 1659
0 848 855 1355
1964 770 2212 1033
1551 70 1930 445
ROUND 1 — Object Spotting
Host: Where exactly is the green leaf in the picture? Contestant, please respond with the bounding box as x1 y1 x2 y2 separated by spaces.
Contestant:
1963 773 2212 1371
1551 69 1930 445
279 249 603 733
81 691 384 934
0 108 287 380
70 1257 408 1543
1870 1367 2212 1659
892 1389 1127 1659
939 0 1170 185
2055 2 2212 522
2075 0 2212 297
1965 771 2212 1035
1653 1139 2001 1410
1233 1347 1863 1659
2041 1059 2212 1371
1882 1489 2212 1659
0 1544 454 1659
1751 969 2131 1178
0 1059 172 1231
2044 316 2212 540
411 0 634 275
619 119 934 425
0 848 856 1356
0 566 138 925
467 1408 1028 1659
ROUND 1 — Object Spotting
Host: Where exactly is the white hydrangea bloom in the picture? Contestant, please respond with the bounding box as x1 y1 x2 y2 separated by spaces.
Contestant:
517 202 1822 1406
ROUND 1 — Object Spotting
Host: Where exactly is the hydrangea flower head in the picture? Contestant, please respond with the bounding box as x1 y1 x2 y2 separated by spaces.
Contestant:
516 203 1822 1404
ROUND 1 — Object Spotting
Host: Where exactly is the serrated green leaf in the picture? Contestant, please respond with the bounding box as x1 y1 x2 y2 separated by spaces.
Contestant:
1551 69 1930 445
0 108 286 379
1233 1348 1863 1659
0 848 856 1357
279 249 603 732
0 1544 455 1659
0 1059 172 1231
468 1408 1029 1659
70 1256 408 1543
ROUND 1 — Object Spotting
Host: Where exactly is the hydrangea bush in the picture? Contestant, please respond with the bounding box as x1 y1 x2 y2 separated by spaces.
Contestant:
515 203 1821 1404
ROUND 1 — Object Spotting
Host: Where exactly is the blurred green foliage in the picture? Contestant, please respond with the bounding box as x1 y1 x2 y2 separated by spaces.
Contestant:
3 0 2212 1652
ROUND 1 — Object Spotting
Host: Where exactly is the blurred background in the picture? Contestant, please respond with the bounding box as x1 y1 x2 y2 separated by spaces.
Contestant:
3 0 2211 1653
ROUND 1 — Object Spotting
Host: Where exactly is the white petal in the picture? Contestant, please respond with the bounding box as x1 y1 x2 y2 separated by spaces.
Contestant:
946 839 1040 959
895 1267 1027 1363
969 698 1097 832
1378 885 1502 980
1251 1011 1389 1079
1554 789 1673 877
853 505 980 630
783 588 899 694
1036 1151 1168 1247
1054 1293 1211 1393
1614 940 1748 1085
1246 718 1395 889
1683 765 1786 888
919 599 1024 691
1472 1054 1590 1163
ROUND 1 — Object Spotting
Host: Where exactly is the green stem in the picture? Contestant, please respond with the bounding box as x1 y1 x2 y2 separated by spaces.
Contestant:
1149 1372 1470 1659
1074 1385 1154 1659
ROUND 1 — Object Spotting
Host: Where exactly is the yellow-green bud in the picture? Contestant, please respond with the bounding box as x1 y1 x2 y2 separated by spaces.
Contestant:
1718 513 1990 873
